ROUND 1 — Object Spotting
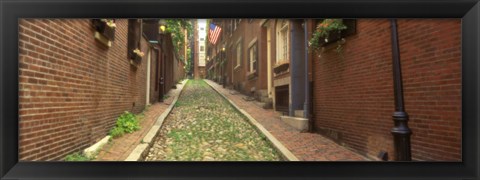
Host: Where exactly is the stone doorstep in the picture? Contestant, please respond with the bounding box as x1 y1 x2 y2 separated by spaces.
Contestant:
205 80 300 161
84 135 111 159
294 110 304 118
124 79 188 161
280 116 309 132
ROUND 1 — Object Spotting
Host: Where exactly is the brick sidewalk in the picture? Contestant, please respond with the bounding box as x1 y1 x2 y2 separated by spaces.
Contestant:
95 81 185 161
205 80 370 161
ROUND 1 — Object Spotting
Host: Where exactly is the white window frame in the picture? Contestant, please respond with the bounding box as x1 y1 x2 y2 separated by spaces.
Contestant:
276 20 289 64
235 39 242 69
248 38 258 73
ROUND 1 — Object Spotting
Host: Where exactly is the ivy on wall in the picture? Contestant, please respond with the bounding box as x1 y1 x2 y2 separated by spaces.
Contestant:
165 19 193 73
166 19 193 57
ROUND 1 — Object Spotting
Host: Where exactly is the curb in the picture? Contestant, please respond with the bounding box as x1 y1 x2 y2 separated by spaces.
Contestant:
125 79 188 161
83 135 111 159
204 80 300 161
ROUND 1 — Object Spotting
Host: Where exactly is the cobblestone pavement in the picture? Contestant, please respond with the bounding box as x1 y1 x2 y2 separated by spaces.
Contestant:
95 81 185 161
205 79 369 161
145 80 281 161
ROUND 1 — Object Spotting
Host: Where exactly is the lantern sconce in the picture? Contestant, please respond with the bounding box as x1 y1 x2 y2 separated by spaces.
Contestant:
158 19 167 34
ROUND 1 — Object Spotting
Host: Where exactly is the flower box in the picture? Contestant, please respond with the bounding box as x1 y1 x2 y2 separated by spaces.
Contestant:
92 19 116 41
101 25 115 41
132 53 142 63
247 71 257 80
274 62 289 74
130 48 144 65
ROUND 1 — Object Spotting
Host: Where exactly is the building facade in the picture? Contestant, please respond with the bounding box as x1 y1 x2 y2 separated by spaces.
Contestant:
194 19 207 79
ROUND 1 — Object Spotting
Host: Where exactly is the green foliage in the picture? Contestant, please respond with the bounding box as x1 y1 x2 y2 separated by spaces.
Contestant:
64 152 91 161
166 19 193 57
184 47 192 72
109 126 125 138
163 95 171 100
118 111 140 133
309 19 347 52
109 111 140 138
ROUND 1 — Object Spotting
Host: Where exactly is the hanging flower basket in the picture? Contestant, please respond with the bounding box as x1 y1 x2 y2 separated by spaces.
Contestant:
309 19 347 52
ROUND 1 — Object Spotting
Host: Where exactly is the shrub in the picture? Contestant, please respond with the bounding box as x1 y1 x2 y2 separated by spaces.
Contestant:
64 152 91 161
109 111 140 138
109 126 125 138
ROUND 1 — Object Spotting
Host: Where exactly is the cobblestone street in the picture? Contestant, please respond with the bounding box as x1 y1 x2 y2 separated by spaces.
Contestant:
144 80 281 161
205 80 367 161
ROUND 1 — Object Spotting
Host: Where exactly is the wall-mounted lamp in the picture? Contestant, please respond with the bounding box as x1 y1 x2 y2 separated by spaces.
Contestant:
222 47 226 51
158 19 167 34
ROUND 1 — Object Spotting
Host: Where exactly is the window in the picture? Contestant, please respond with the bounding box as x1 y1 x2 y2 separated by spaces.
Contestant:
276 20 289 63
248 42 258 73
200 27 204 30
128 19 142 62
200 38 204 41
200 46 204 51
236 42 242 68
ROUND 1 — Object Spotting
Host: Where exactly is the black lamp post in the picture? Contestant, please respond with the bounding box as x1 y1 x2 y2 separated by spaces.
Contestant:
390 19 412 161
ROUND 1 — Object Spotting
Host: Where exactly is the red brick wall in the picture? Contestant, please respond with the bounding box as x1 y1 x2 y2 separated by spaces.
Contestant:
231 20 247 92
18 19 149 161
312 19 461 161
397 19 461 161
242 20 267 94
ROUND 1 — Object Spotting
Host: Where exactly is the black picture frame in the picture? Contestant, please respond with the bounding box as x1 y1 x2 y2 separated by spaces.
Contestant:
1 0 479 180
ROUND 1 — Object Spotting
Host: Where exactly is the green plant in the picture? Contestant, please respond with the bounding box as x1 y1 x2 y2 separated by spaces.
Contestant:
309 19 347 54
64 152 91 161
109 126 125 138
118 112 140 133
165 19 193 57
163 95 170 100
108 111 140 138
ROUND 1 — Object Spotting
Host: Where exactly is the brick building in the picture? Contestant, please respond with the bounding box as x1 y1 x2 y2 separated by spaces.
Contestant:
206 19 272 107
18 19 184 160
205 19 461 161
311 19 461 161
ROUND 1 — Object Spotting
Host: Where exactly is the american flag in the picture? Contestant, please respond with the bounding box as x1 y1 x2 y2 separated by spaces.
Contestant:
208 23 222 45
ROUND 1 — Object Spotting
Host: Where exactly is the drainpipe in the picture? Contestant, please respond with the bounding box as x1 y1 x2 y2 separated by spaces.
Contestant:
390 19 412 161
289 21 295 116
303 19 312 132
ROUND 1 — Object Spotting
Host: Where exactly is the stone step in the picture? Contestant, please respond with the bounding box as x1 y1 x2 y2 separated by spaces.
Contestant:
254 101 273 109
294 110 304 118
280 116 309 132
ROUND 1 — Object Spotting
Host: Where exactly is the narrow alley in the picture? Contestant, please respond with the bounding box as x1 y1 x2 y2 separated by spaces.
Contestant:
16 18 462 162
144 80 281 161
